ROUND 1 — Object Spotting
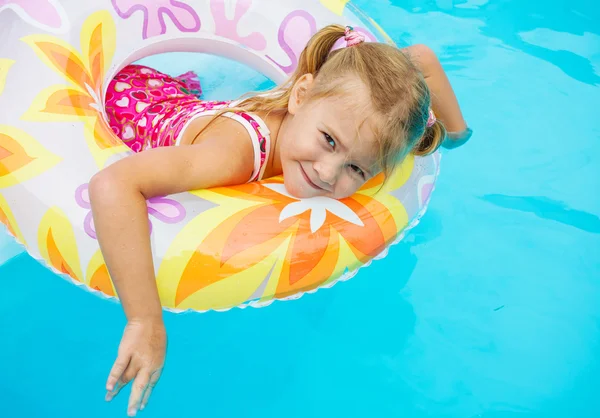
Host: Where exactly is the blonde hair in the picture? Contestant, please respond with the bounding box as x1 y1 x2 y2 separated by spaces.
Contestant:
202 24 445 178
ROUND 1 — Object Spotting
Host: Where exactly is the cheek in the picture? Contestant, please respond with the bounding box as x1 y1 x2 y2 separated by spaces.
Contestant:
286 132 318 160
333 175 360 198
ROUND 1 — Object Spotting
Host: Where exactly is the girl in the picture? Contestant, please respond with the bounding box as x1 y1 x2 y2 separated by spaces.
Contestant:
92 25 469 416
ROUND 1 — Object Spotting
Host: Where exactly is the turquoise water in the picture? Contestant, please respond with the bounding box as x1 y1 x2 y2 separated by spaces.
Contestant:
1 0 599 416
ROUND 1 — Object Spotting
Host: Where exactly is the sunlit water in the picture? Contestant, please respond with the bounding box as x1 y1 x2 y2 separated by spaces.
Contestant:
1 0 599 416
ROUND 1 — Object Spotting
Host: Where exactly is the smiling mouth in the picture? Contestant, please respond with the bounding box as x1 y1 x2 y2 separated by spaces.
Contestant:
299 164 324 191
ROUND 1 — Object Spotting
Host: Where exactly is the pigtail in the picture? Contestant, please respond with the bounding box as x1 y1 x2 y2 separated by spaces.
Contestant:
293 24 347 77
222 25 347 115
412 119 446 156
195 25 348 139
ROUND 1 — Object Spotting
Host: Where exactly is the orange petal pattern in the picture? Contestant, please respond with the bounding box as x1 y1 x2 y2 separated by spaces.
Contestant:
38 207 83 282
168 176 401 309
40 88 97 117
0 125 60 189
0 133 34 177
87 250 116 297
31 41 93 91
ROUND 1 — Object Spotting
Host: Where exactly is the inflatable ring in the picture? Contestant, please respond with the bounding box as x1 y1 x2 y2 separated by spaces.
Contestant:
0 0 440 312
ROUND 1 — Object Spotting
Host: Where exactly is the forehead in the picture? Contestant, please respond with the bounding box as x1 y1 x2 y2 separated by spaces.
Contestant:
315 90 381 164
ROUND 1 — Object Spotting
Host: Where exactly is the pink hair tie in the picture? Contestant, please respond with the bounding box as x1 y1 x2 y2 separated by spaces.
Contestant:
344 26 365 47
426 108 437 127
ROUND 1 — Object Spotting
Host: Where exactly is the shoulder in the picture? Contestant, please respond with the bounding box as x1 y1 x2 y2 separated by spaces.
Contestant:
182 112 256 180
401 44 439 74
179 113 252 148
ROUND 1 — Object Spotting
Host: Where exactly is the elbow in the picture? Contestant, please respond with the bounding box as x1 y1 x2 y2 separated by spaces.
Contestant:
89 166 144 209
89 170 110 207
89 168 124 207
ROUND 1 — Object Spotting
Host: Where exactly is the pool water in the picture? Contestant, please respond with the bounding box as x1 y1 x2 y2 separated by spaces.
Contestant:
1 0 599 417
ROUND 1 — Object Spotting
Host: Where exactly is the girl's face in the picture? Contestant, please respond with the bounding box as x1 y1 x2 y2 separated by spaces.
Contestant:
278 74 381 199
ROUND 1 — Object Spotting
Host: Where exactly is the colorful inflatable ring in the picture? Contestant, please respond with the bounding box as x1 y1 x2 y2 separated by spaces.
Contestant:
0 0 440 312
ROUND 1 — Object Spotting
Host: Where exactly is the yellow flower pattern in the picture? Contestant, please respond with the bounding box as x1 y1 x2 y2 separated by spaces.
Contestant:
0 193 26 246
0 124 61 189
21 10 128 167
38 206 83 282
0 58 15 96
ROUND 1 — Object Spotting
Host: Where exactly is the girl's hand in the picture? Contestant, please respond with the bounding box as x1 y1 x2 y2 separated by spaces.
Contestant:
105 319 167 416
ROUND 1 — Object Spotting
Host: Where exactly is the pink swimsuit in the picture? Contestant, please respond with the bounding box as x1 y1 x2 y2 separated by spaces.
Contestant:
105 64 271 182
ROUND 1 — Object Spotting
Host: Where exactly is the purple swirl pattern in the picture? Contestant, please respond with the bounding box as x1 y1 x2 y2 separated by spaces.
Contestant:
112 0 201 39
75 183 186 239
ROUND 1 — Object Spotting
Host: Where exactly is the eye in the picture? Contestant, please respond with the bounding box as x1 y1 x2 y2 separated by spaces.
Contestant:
349 164 365 179
323 132 336 149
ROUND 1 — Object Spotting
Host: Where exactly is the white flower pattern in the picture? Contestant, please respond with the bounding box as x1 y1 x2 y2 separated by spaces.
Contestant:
264 183 364 233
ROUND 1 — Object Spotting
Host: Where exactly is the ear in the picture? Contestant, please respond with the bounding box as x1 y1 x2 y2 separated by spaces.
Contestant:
287 73 314 115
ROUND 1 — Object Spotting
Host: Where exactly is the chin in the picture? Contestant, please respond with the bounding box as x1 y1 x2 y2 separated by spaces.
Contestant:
283 176 315 199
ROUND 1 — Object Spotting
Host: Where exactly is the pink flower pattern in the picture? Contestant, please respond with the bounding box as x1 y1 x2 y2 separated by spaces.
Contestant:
210 0 267 51
0 0 68 32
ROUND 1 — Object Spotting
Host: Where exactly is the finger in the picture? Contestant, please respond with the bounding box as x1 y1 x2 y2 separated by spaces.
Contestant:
106 354 131 392
106 362 138 402
149 367 162 387
139 385 153 411
128 370 151 417
105 379 124 402
140 368 162 411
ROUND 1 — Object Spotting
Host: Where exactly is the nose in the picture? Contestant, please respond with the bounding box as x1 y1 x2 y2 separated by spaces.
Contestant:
313 157 341 187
